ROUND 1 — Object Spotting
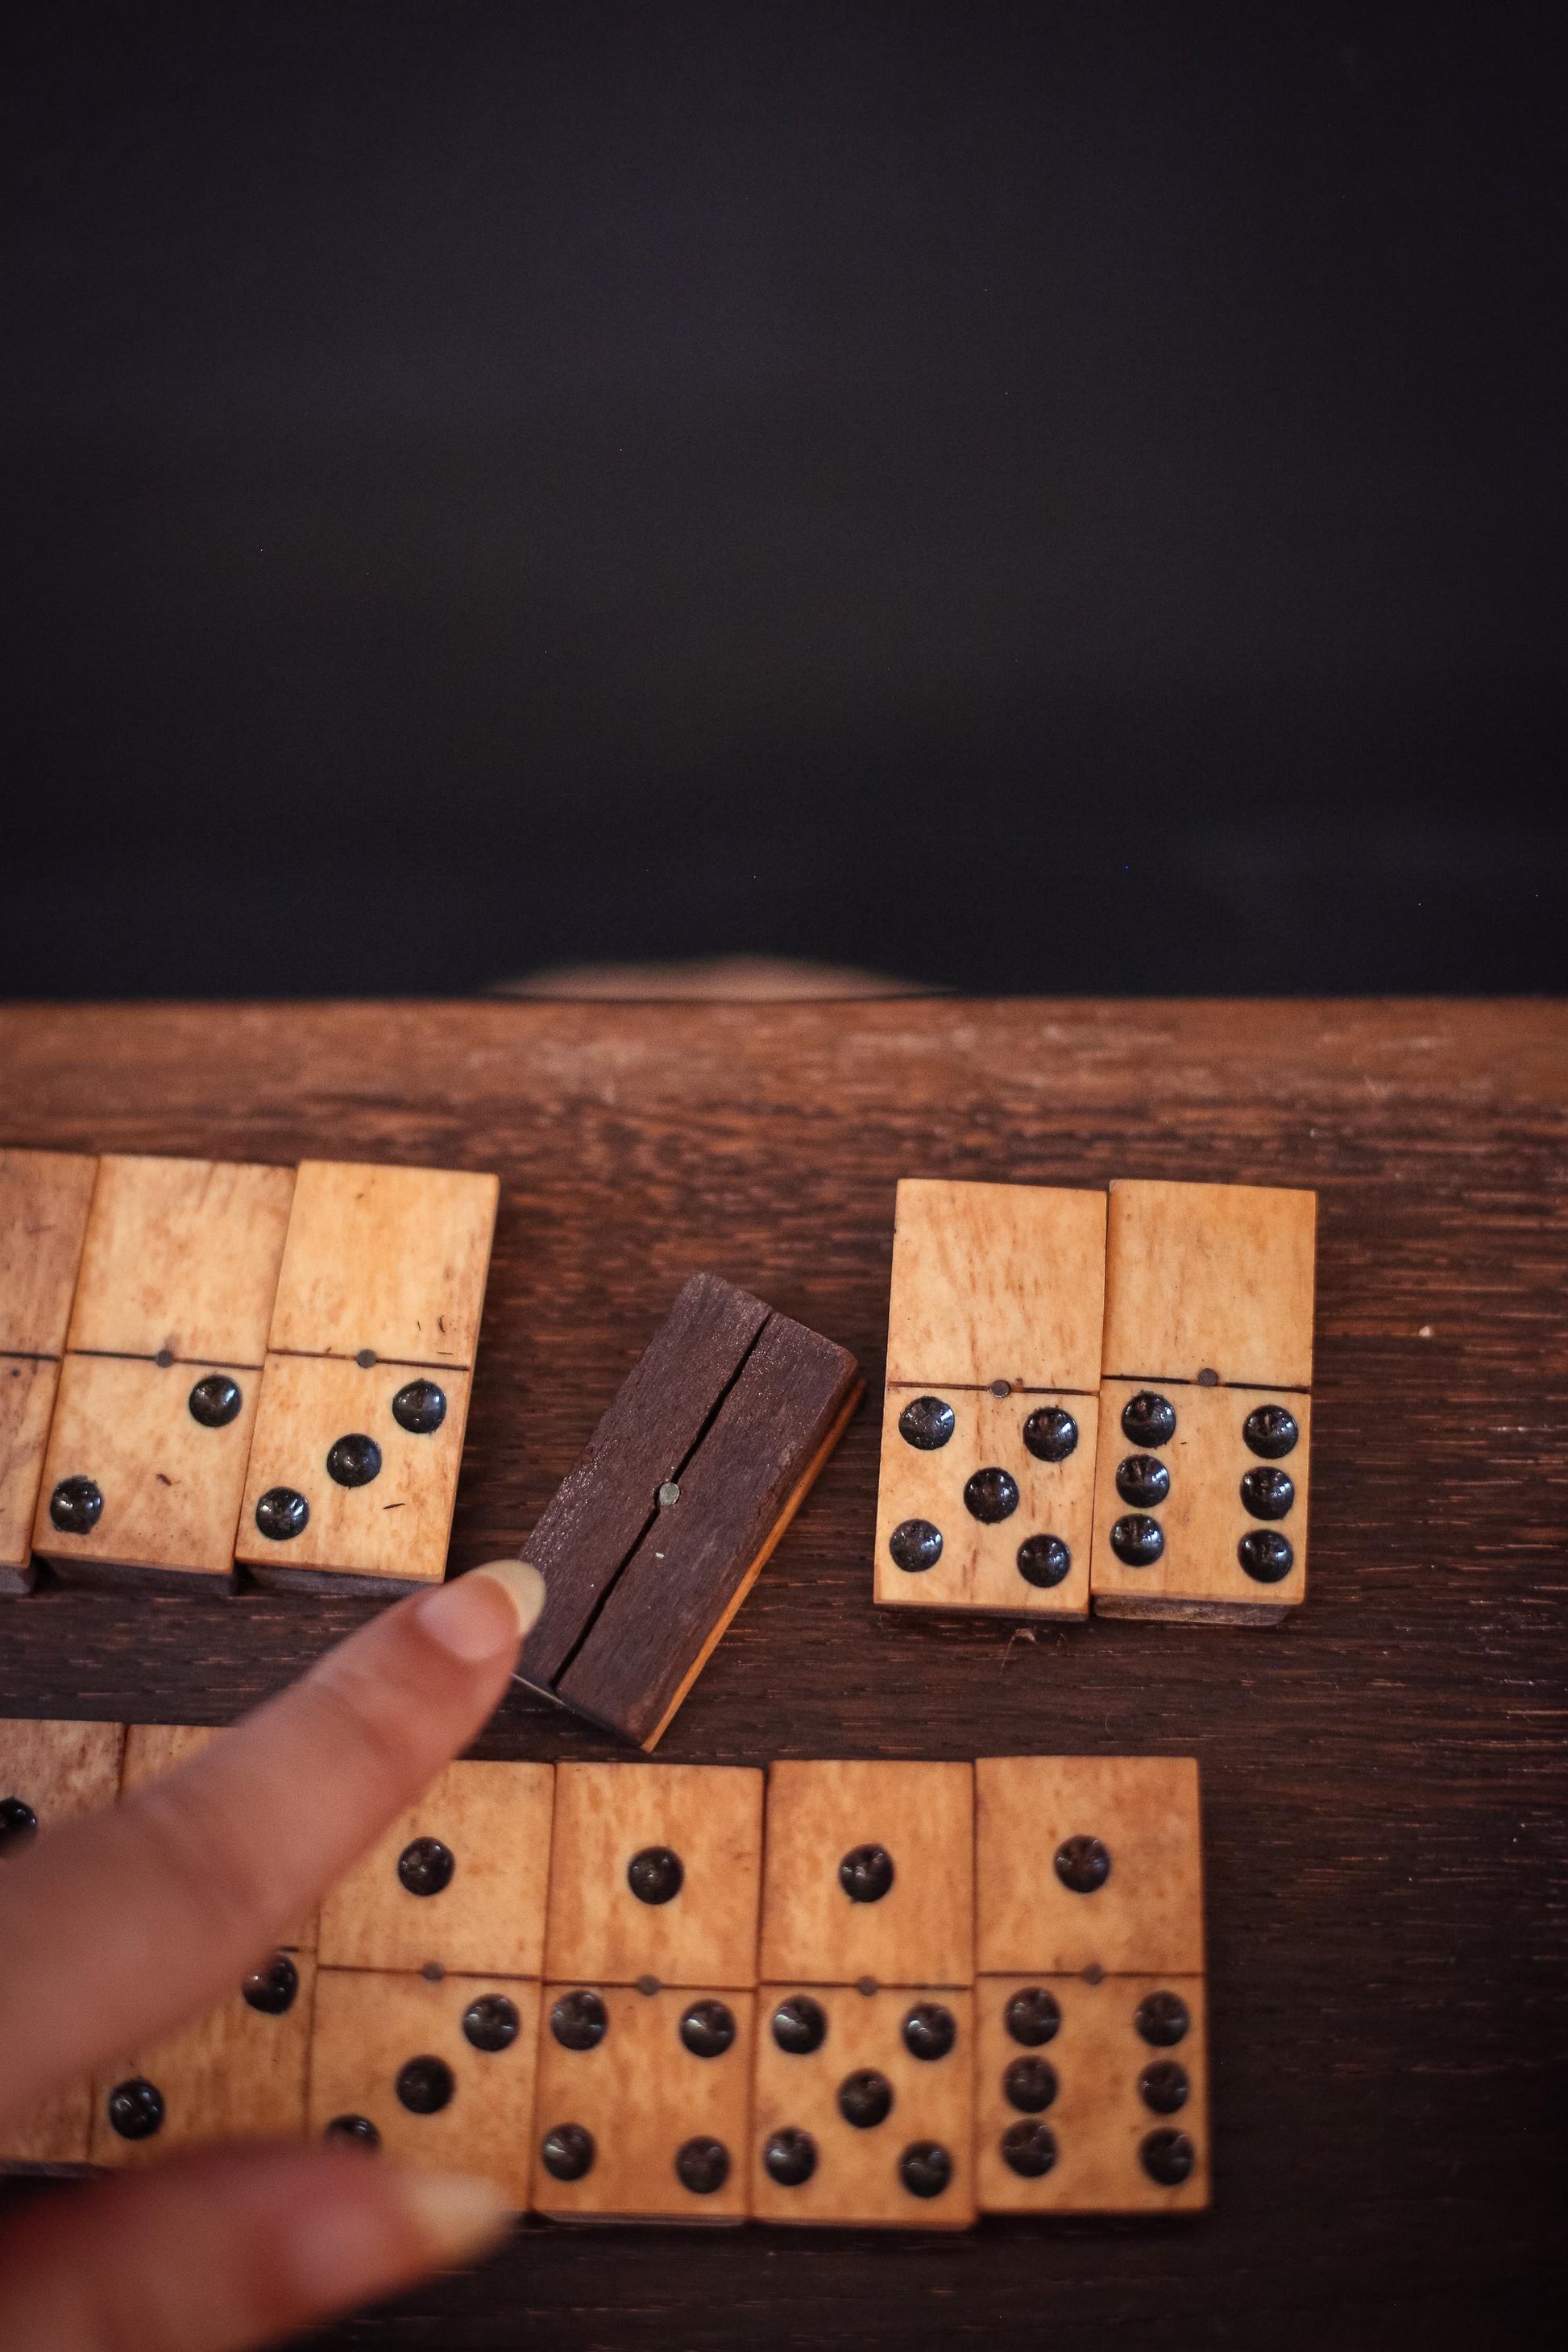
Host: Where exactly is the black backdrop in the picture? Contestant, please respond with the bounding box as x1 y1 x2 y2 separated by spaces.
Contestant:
3 2 1563 998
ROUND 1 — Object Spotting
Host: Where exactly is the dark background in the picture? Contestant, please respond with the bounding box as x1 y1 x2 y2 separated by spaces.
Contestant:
2 1 1563 1000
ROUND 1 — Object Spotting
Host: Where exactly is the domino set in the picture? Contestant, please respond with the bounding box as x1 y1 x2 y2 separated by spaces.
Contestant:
0 1155 863 1754
2 1148 500 1599
876 1176 1317 1625
1 1146 1321 2231
5 1147 1317 1645
0 1724 1207 2225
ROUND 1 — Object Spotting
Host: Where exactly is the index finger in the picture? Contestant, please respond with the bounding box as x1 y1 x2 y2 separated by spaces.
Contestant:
0 1560 544 2126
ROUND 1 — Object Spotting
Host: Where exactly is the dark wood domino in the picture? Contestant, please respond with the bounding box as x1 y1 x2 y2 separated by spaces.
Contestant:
517 1273 862 1748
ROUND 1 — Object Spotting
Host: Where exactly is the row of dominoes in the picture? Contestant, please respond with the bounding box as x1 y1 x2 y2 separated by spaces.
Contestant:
0 1724 1208 2225
0 1149 499 1598
2 1149 1318 1751
875 1177 1317 1625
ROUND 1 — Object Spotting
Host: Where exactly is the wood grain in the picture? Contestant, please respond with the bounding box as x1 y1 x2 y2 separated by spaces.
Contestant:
0 1150 98 1590
749 1983 976 2228
267 1161 499 1366
1090 1379 1311 1620
0 997 1562 2350
234 1354 473 1592
0 1147 97 1356
975 1756 1203 1976
531 1984 754 2221
555 1307 861 1747
306 1968 540 2210
543 1762 763 1988
0 2072 89 2172
760 1761 974 1987
518 1273 772 1690
118 1722 219 1788
239 1160 497 1592
1101 1178 1317 1388
0 1715 125 1819
66 1155 294 1364
628 1374 863 1750
885 1179 1106 1390
29 1156 292 1588
974 1972 1209 2214
35 1354 260 1583
317 1760 554 1977
91 1952 317 2166
0 1356 60 1587
873 1383 1097 1618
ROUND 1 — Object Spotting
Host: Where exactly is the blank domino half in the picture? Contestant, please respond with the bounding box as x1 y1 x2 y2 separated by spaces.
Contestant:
0 1149 97 1595
874 1180 1107 1620
1090 1180 1317 1623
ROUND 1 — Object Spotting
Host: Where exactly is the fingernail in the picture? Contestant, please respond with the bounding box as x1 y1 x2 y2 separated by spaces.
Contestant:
417 1561 546 1663
394 2170 513 2267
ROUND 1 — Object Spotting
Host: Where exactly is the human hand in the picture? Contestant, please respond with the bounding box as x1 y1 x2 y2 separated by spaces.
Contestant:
0 1560 545 2352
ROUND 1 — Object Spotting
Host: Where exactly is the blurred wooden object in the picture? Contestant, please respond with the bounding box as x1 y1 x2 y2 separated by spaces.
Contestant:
495 956 934 1000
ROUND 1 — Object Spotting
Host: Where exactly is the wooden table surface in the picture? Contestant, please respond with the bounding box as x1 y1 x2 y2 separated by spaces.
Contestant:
2 999 1564 2351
